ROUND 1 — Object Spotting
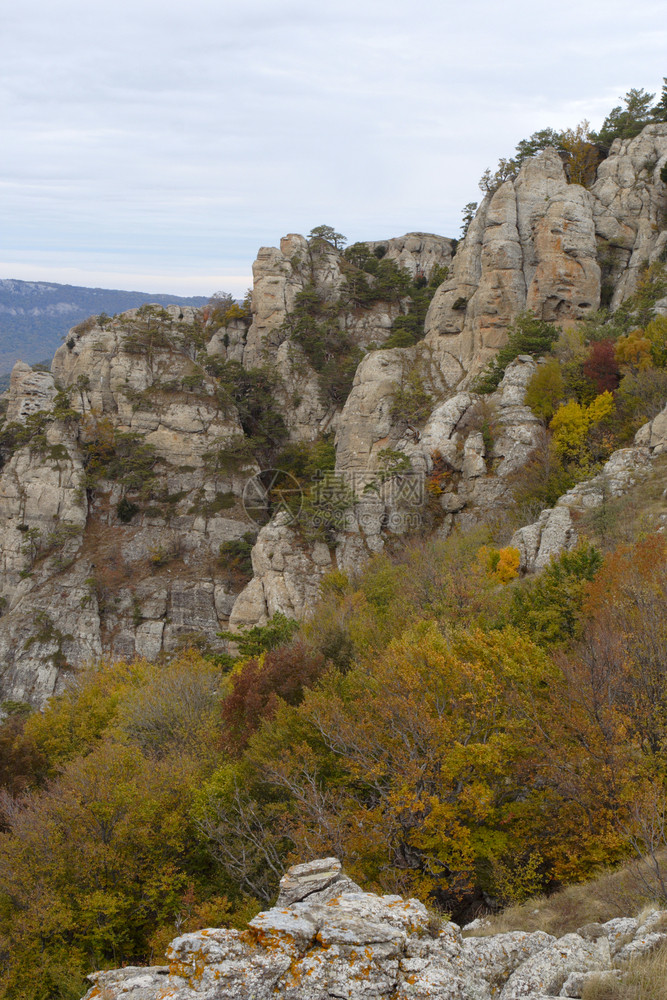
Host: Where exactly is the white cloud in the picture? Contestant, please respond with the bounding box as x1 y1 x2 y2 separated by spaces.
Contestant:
2 0 666 295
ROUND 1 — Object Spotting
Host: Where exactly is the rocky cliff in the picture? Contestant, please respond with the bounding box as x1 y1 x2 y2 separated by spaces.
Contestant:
2 123 667 706
0 278 208 376
82 857 667 1000
423 125 667 380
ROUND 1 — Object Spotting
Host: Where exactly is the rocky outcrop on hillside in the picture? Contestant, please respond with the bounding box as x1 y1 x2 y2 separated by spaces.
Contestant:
0 235 446 703
82 857 667 1000
228 514 333 630
511 398 667 571
51 305 243 465
364 231 457 279
4 361 57 422
424 123 667 380
0 278 208 376
227 356 544 618
2 124 667 702
242 231 454 368
239 232 453 442
0 307 254 705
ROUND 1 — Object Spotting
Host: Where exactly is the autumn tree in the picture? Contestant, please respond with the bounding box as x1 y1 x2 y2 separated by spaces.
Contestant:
506 428 575 525
202 622 563 913
549 391 615 467
539 535 667 880
0 743 215 998
477 545 520 584
644 315 667 368
220 640 325 751
616 329 654 371
524 358 565 423
0 706 44 813
577 534 667 758
583 339 620 394
560 121 599 187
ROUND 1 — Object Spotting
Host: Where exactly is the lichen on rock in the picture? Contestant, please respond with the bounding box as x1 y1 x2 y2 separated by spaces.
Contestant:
80 857 667 1000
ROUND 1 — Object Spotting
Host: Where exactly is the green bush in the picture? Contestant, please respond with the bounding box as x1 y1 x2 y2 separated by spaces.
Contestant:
606 262 667 336
209 359 287 461
0 412 49 463
298 473 355 544
509 543 602 646
116 497 139 523
52 388 79 423
384 265 449 350
390 367 433 426
226 612 300 659
106 432 158 494
273 435 336 485
122 305 173 357
474 312 560 394
341 243 412 304
281 283 362 406
203 434 256 478
219 532 256 580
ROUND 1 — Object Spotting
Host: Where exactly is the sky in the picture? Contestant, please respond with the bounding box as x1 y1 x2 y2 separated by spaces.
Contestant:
2 0 667 298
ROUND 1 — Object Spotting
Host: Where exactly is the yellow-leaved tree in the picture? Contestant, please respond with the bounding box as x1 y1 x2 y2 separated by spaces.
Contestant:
550 391 615 467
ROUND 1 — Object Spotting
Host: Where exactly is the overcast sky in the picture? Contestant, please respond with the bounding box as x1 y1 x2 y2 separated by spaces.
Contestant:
2 0 666 297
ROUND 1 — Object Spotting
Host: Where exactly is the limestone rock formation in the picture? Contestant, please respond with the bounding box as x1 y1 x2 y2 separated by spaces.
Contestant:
399 356 543 531
275 857 362 906
227 231 452 443
243 232 452 371
424 150 600 380
4 361 57 422
51 305 243 466
3 123 667 699
229 356 544 628
511 399 667 571
364 231 455 280
81 858 667 1000
228 514 332 630
424 124 667 381
592 124 667 308
0 307 256 705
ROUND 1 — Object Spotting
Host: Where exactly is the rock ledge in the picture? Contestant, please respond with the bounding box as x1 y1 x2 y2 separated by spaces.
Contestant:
82 858 667 1000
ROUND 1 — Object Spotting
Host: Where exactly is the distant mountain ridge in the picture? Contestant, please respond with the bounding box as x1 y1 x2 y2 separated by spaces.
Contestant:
0 278 208 374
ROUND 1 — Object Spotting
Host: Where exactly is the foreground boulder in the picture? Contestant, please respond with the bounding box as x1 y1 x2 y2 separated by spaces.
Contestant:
82 858 667 1000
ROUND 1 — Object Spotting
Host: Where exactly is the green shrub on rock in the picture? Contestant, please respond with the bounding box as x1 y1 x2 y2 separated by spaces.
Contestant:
474 312 560 394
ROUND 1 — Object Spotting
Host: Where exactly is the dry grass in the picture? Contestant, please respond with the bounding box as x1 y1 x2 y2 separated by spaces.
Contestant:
466 852 667 939
581 942 667 1000
581 973 627 1000
578 451 667 551
466 857 667 999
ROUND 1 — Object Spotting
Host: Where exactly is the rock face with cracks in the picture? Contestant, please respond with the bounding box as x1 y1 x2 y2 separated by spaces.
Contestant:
0 306 254 706
424 124 667 381
81 858 667 1000
3 123 667 699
